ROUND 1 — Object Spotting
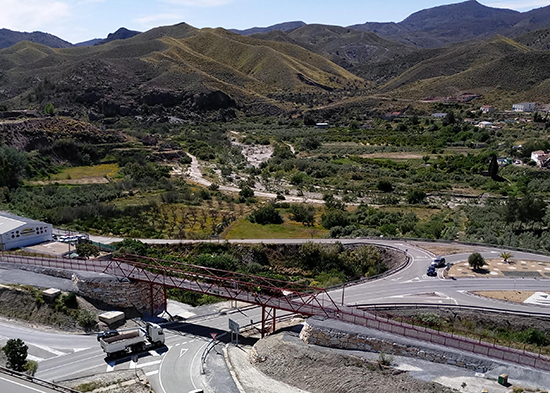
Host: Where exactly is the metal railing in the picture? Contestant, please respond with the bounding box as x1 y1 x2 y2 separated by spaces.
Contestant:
0 366 79 393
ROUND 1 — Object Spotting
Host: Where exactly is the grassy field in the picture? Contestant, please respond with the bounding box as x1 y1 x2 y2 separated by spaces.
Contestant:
225 217 328 239
35 164 119 182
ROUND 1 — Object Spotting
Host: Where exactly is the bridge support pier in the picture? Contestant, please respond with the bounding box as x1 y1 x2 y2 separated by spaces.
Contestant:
150 284 167 316
261 306 276 338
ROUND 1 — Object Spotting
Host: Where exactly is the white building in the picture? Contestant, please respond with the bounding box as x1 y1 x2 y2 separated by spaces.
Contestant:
0 213 53 251
480 105 495 114
513 103 536 112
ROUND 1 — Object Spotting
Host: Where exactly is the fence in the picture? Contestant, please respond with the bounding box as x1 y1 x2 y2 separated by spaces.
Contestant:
337 306 550 372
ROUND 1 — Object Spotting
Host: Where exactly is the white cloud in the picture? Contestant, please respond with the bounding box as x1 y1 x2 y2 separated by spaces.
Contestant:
161 0 232 7
484 0 550 11
0 0 71 32
134 13 184 25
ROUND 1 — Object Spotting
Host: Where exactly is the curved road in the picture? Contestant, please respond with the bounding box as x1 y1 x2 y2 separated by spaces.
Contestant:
1 238 550 393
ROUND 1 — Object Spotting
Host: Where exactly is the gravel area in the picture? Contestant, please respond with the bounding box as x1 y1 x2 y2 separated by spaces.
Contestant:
60 370 151 393
473 290 537 303
250 331 459 393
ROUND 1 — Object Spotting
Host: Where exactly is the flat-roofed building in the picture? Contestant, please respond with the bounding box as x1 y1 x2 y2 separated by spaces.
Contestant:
0 212 53 251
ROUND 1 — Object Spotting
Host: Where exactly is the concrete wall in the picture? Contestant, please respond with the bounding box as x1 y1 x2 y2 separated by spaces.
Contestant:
300 317 494 373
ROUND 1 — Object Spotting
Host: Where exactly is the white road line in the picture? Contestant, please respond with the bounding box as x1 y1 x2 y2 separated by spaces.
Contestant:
180 348 188 358
145 370 159 377
106 363 115 372
0 376 48 393
39 353 105 373
31 344 66 357
27 354 45 362
73 347 91 353
137 360 162 368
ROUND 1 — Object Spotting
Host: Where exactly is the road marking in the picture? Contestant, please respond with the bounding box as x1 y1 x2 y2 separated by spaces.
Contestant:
180 348 188 358
145 370 159 377
73 347 91 353
0 376 48 393
39 352 105 373
148 350 161 357
31 344 66 357
137 360 162 368
129 360 138 370
106 363 115 372
27 354 45 362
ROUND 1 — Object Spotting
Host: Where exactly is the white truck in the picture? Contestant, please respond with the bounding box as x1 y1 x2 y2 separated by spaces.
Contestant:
99 322 165 358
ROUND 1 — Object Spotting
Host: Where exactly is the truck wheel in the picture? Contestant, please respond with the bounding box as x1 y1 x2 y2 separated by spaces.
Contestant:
132 343 144 353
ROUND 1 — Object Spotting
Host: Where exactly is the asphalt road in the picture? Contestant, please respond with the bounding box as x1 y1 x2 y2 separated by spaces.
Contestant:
1 238 550 392
0 373 64 393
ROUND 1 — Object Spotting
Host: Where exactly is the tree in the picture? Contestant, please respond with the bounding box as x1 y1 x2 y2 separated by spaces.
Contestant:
376 180 393 193
468 252 485 270
0 145 28 189
302 136 322 150
407 190 426 204
422 155 430 164
76 243 100 259
289 204 316 226
44 103 55 116
488 155 499 180
248 204 283 225
323 194 346 210
239 185 254 199
500 252 512 263
3 338 28 372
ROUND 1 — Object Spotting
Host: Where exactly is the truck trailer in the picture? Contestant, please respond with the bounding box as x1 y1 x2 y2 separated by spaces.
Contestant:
99 322 165 358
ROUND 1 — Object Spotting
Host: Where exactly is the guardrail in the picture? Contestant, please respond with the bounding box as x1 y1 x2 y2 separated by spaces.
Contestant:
354 303 550 318
0 366 80 393
335 235 550 257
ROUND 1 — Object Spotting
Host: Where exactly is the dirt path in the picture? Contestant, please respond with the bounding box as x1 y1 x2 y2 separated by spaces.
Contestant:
183 153 327 204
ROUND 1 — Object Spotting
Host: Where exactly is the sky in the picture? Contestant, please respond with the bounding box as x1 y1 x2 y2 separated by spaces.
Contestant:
1 0 549 44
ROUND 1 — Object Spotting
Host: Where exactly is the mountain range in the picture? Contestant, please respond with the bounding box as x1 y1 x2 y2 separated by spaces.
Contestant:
2 0 550 118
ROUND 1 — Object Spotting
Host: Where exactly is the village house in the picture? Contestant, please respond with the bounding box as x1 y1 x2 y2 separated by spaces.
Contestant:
513 102 536 112
480 105 495 114
531 150 550 168
432 113 447 119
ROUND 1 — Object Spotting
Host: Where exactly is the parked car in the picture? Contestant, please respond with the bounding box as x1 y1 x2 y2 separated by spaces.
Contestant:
431 257 446 268
426 266 437 276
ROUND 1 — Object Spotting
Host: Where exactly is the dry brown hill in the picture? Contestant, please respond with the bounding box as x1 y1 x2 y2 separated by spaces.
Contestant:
0 23 365 117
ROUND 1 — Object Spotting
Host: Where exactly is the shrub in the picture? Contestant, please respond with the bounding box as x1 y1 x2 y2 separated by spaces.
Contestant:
24 360 38 376
77 310 97 330
468 252 485 270
376 180 393 193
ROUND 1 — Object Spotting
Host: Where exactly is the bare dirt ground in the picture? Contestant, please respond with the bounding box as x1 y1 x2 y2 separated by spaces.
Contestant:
28 177 110 185
447 258 550 278
415 244 476 256
358 152 424 160
251 332 458 393
60 370 151 393
473 291 537 303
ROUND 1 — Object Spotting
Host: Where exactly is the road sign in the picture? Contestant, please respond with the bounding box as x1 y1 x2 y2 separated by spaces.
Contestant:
229 318 240 334
210 332 218 340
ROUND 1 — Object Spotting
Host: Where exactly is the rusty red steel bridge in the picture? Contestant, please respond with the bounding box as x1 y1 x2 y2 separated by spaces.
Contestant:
1 253 549 372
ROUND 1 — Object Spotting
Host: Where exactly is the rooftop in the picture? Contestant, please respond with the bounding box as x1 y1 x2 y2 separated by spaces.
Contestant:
0 212 48 234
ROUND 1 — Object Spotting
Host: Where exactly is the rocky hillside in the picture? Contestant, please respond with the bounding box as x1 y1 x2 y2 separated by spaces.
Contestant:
0 28 72 50
0 23 366 119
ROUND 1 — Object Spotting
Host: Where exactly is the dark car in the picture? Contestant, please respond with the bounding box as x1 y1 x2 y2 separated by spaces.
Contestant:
431 257 446 268
426 266 437 276
97 330 119 341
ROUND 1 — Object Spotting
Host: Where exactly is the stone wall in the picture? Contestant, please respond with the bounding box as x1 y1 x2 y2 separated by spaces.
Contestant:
75 277 165 315
300 317 493 373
